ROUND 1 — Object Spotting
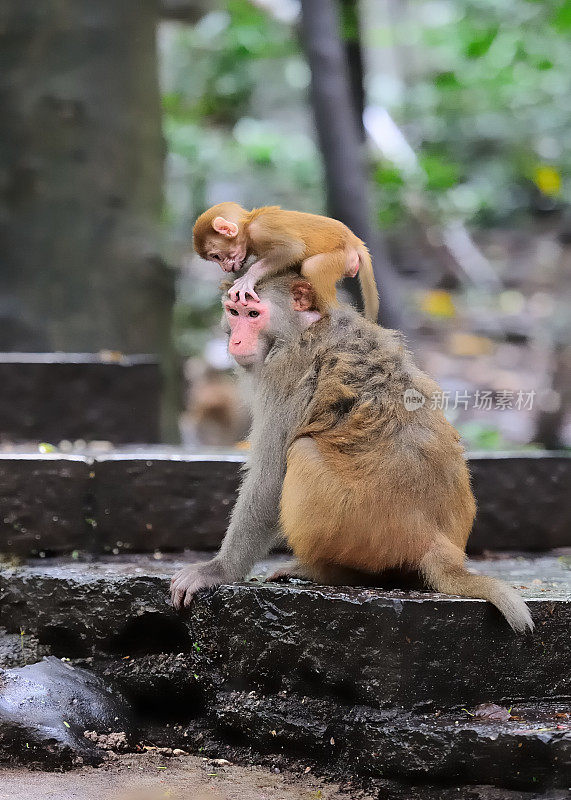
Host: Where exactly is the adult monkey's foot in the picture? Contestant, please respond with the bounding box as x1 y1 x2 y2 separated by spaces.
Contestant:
266 559 310 583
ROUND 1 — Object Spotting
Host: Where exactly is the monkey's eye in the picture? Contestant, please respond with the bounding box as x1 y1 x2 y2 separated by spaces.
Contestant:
211 253 220 261
248 310 260 318
227 307 239 316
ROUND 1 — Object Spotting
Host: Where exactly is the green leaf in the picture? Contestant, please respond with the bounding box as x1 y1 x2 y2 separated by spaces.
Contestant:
419 154 460 191
377 202 405 229
465 27 499 59
433 71 461 90
374 164 405 188
553 0 571 31
340 2 360 42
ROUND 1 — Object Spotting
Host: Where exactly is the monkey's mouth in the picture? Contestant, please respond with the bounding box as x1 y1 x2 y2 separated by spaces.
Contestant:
227 250 248 272
231 351 257 367
223 259 245 273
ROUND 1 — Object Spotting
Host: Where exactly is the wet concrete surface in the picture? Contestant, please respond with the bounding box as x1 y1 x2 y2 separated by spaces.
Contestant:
12 549 571 599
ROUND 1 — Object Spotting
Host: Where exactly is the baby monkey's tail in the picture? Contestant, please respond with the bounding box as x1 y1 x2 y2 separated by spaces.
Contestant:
420 540 534 633
357 246 380 323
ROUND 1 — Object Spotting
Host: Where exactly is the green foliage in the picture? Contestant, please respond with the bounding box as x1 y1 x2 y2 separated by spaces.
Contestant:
464 25 498 59
419 153 461 191
553 0 571 32
340 1 360 42
457 421 541 451
373 164 407 228
372 0 571 227
162 1 297 126
159 0 322 356
160 0 322 226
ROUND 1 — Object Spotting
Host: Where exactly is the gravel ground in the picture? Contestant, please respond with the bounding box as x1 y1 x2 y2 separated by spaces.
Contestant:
0 753 371 800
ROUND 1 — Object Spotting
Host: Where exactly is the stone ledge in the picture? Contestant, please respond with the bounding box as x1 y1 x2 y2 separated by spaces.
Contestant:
213 692 570 790
94 455 242 553
0 354 161 444
0 554 568 710
0 451 569 555
468 453 571 552
0 455 92 554
0 554 568 789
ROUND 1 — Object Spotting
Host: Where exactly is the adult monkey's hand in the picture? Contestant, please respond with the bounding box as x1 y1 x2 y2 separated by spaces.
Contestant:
171 560 226 609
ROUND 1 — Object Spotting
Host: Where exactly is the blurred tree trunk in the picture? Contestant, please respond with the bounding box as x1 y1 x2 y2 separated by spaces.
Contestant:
160 0 211 22
0 0 179 440
340 0 366 142
534 343 570 449
533 229 571 450
299 0 402 329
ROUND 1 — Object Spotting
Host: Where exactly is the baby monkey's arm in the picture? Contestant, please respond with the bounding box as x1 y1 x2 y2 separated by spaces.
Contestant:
228 258 272 304
229 234 306 304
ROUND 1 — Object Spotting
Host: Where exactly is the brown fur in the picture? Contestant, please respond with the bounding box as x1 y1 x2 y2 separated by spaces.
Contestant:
274 293 532 632
193 203 379 321
279 313 474 571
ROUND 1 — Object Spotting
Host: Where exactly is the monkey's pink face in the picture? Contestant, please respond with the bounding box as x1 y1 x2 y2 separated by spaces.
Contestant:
224 299 270 366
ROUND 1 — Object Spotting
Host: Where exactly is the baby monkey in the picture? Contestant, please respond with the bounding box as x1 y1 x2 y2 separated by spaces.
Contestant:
193 202 380 321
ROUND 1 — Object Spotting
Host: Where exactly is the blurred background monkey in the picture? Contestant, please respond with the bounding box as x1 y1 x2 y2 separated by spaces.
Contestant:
171 273 533 634
193 202 379 321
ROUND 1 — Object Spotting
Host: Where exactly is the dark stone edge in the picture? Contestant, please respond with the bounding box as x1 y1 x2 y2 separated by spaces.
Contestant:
0 451 569 555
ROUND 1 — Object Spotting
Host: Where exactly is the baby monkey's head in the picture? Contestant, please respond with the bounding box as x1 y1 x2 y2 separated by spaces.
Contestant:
193 202 249 273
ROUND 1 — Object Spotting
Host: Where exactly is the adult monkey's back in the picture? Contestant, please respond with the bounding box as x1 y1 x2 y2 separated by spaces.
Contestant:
171 274 533 633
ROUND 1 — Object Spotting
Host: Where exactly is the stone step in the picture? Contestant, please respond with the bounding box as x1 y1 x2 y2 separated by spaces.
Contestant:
0 553 568 709
0 354 161 444
0 450 569 556
0 553 569 791
212 694 570 790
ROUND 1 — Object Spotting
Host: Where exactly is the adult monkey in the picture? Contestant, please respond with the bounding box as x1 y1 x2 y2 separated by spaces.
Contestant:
171 274 533 633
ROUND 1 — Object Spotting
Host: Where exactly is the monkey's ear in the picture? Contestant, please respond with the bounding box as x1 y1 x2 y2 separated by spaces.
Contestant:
212 216 239 238
291 280 317 312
